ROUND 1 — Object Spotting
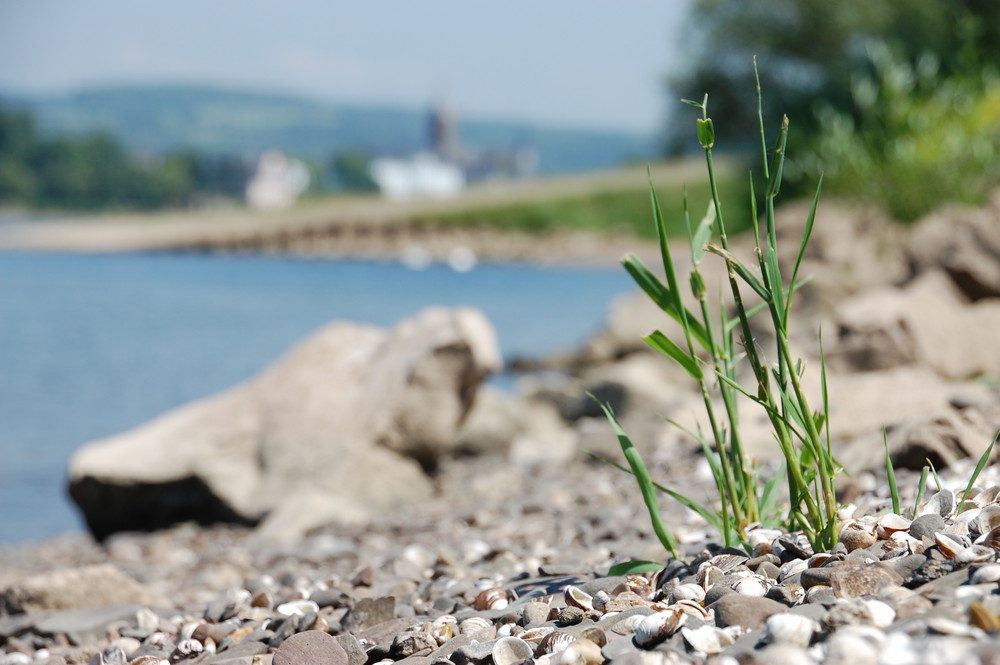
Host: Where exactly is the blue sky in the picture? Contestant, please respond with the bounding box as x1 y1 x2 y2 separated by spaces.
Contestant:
0 1 692 133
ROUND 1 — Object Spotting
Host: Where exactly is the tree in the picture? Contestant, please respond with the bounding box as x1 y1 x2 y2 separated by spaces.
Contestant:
666 0 1000 154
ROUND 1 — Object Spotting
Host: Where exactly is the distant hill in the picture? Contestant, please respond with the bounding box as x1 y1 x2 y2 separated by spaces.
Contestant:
0 85 658 175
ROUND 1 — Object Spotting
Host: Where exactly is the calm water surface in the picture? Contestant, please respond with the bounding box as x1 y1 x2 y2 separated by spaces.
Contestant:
0 251 633 546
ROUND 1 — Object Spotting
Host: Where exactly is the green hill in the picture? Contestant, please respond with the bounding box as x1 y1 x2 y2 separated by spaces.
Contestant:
1 85 657 175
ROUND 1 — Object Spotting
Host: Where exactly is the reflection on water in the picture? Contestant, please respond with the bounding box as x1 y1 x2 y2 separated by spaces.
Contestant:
0 251 633 545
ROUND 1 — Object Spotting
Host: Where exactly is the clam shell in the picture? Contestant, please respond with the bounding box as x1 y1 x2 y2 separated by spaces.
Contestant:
764 613 817 647
667 583 705 604
672 598 710 620
974 485 1000 507
633 609 686 648
608 613 645 636
537 631 576 655
969 563 1000 584
551 638 603 665
624 574 652 598
734 575 769 597
591 590 610 612
697 564 723 590
778 559 807 582
955 544 997 564
976 504 1000 537
876 513 912 539
460 616 493 637
492 637 534 665
981 525 1000 552
276 599 320 616
934 532 969 559
706 552 749 573
473 586 511 611
564 585 594 612
520 626 556 643
680 625 734 655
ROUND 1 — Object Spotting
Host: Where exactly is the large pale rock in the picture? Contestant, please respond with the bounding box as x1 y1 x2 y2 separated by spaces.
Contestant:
774 200 907 310
829 270 1000 379
907 191 1000 300
69 307 501 541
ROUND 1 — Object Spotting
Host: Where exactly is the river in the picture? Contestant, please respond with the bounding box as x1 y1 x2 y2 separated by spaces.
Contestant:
0 250 635 546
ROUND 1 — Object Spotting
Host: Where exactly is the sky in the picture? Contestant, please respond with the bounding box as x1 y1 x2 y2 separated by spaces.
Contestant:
0 1 692 134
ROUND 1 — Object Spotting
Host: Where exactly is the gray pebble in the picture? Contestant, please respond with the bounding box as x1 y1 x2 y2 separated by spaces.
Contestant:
711 594 787 630
909 514 946 541
273 631 349 665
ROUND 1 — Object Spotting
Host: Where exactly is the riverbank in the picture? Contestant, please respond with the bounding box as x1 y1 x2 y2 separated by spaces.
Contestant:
0 162 720 266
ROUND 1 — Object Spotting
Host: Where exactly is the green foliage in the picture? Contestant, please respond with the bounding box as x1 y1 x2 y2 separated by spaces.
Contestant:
0 106 251 211
669 1 1000 220
330 151 379 193
602 77 840 556
797 43 1000 221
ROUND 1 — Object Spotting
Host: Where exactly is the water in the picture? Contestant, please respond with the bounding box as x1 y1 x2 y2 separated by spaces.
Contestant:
0 251 633 546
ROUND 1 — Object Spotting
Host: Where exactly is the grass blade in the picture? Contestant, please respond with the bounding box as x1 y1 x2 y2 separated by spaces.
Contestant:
592 398 681 558
645 331 703 380
621 255 710 349
913 466 930 518
705 245 771 301
960 431 998 512
884 429 901 515
608 560 665 575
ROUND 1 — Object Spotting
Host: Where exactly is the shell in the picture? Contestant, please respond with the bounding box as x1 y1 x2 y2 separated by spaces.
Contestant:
696 564 723 590
981 525 1000 552
102 648 127 665
974 485 1000 507
473 587 511 611
460 616 493 637
680 625 734 655
672 599 710 621
492 637 535 665
778 559 807 582
128 658 167 665
764 613 817 647
876 513 912 539
552 638 603 665
609 613 646 636
624 574 652 598
537 631 576 655
935 532 970 559
430 616 457 645
564 585 594 612
667 583 705 604
921 489 955 518
969 601 1000 633
970 563 1000 584
633 609 686 648
734 574 769 597
276 599 320 616
591 590 610 612
863 599 896 628
520 626 556 644
706 553 749 573
839 522 877 552
976 504 1000 536
955 544 997 564
171 639 203 660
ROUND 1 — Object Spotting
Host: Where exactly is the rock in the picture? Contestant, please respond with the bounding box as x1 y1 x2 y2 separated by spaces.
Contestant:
907 193 1000 301
68 307 501 541
342 597 396 633
0 564 167 613
273 630 348 665
774 200 907 311
829 562 903 599
710 594 787 630
829 270 1000 379
908 514 947 541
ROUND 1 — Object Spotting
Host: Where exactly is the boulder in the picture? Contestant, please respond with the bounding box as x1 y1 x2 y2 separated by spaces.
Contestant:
0 564 168 613
829 270 1000 379
774 200 907 311
907 190 1000 301
69 307 501 541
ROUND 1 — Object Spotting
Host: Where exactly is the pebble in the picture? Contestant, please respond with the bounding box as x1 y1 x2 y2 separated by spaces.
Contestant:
3 445 1000 665
273 631 348 665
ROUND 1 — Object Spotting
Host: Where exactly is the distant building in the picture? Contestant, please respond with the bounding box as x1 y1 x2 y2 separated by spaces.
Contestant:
245 150 310 210
369 98 538 200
